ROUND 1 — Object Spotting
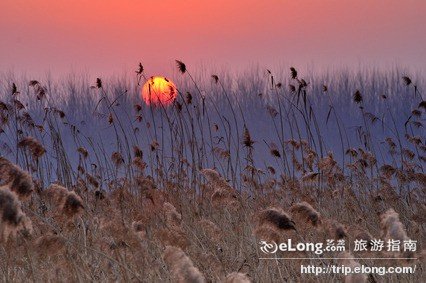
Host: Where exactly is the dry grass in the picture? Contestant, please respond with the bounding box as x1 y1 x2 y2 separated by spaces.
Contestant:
0 158 423 282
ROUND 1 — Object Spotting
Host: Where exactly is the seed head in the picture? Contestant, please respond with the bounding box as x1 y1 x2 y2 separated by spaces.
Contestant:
175 60 187 74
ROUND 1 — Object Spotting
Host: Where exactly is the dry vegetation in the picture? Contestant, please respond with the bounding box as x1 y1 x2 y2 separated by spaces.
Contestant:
0 63 425 282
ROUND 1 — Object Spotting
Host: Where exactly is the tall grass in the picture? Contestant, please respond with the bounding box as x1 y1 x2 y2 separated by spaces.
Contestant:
0 63 424 282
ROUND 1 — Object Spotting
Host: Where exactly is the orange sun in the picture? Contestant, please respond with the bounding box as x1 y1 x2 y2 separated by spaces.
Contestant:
142 76 177 106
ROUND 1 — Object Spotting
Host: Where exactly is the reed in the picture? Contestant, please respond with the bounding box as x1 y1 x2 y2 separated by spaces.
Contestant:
0 64 423 282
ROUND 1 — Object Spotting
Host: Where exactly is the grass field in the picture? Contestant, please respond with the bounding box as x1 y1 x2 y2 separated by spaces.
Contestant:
0 63 425 282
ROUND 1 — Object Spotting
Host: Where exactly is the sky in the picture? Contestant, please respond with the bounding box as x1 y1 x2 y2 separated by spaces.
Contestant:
1 0 425 78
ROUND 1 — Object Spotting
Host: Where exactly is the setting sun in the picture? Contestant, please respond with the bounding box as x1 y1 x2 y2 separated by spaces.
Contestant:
142 76 177 106
1 0 424 281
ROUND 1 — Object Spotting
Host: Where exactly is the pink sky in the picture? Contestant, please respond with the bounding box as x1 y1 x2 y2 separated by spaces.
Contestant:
1 0 425 78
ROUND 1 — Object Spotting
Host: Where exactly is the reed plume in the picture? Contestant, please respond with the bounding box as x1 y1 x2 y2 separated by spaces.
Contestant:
132 157 147 171
402 76 412 86
136 62 144 74
18 137 46 159
379 164 396 179
290 67 298 79
211 75 219 84
339 252 367 283
269 142 281 158
43 184 68 204
13 99 25 110
175 60 187 74
201 169 225 186
324 220 347 239
290 202 321 227
77 147 89 158
43 184 84 218
134 104 142 112
150 140 159 151
353 90 363 104
266 106 278 118
96 78 102 88
163 246 206 283
0 189 32 239
86 173 100 188
156 201 189 249
301 172 319 182
163 202 182 227
201 169 238 207
185 92 192 104
257 208 296 231
242 126 254 148
29 80 46 100
133 145 143 158
62 191 84 217
349 228 373 249
223 272 251 283
198 218 222 243
0 157 34 200
12 83 19 95
111 152 124 167
380 209 408 242
253 225 281 243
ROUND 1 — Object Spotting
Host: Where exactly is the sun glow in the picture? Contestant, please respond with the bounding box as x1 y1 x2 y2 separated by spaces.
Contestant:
142 76 177 106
